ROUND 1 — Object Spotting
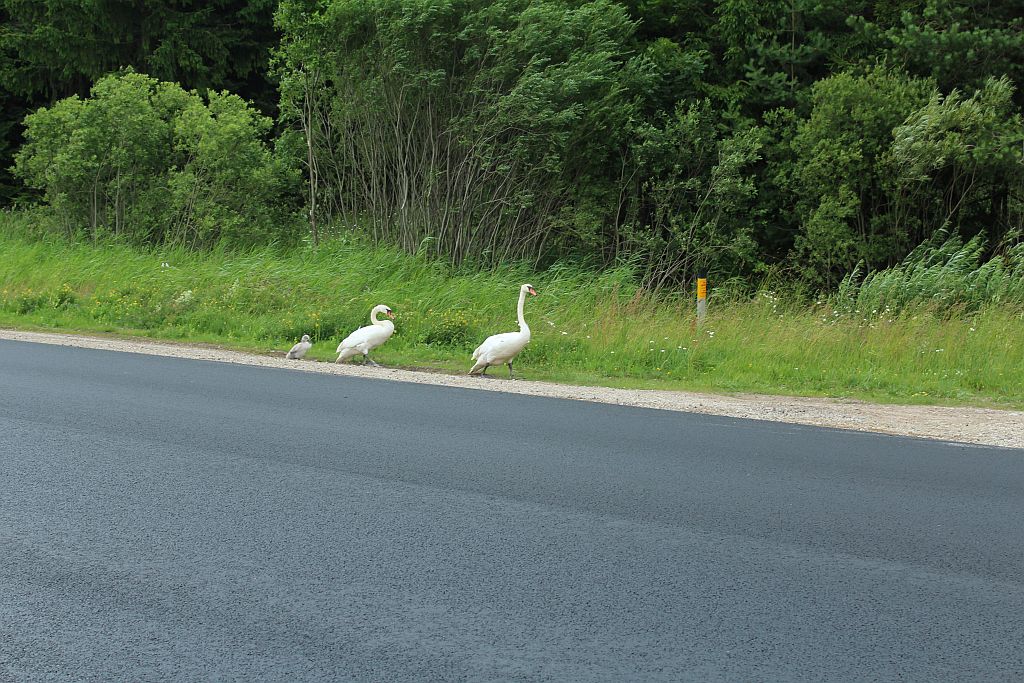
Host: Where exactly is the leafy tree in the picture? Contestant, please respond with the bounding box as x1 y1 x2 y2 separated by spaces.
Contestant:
851 0 1024 104
789 66 1024 286
623 101 762 288
15 71 296 246
0 0 278 205
789 66 934 284
276 0 642 265
884 76 1024 249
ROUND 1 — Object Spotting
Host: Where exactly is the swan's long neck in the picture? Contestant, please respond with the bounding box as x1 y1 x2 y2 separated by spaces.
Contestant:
371 308 394 330
516 289 530 337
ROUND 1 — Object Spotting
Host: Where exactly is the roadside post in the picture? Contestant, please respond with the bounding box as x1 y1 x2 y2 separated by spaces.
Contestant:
696 273 708 326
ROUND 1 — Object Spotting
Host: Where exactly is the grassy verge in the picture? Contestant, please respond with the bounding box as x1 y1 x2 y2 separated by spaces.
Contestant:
2 224 1022 409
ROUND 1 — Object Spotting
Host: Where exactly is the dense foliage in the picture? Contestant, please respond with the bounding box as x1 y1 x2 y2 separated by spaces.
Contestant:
3 0 1023 289
0 0 279 201
15 72 296 246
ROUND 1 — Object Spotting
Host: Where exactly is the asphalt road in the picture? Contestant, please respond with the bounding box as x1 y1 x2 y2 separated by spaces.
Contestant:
1 339 1022 681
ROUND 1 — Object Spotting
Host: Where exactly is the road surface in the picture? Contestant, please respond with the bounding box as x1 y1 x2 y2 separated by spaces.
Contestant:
1 339 1022 680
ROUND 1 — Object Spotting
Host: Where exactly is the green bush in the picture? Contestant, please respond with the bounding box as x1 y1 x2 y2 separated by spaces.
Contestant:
14 71 299 248
789 66 934 285
790 68 1024 287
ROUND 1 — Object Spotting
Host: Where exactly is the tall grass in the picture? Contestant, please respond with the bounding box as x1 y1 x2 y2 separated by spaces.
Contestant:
833 231 1024 314
2 215 1022 408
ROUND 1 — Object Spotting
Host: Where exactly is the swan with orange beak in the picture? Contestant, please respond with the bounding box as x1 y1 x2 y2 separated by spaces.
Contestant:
469 284 538 379
335 305 395 366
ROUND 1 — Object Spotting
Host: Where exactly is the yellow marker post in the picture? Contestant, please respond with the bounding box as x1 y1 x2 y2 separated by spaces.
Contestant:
696 275 708 325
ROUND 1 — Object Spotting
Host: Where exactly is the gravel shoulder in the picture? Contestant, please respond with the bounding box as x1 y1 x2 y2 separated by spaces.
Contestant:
2 328 1021 449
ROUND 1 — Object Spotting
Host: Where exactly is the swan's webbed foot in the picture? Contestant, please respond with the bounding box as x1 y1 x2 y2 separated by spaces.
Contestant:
364 357 380 367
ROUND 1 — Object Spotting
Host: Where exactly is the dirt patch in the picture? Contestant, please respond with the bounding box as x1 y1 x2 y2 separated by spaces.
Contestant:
2 328 1021 449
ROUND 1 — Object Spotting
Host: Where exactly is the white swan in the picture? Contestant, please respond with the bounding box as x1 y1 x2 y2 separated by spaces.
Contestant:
336 305 395 366
469 284 538 378
286 334 312 360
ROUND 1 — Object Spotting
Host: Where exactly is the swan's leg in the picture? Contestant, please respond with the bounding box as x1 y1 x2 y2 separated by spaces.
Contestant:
507 362 514 379
363 353 380 367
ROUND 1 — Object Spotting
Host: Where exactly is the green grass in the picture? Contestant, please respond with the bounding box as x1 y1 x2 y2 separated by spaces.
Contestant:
2 221 1022 409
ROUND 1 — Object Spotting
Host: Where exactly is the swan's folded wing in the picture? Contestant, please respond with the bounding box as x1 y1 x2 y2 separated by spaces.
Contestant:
338 325 372 351
472 333 501 360
338 323 393 351
475 332 526 363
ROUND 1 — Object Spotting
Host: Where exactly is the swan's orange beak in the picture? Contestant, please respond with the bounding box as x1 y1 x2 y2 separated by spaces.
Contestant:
386 310 395 319
528 287 538 296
